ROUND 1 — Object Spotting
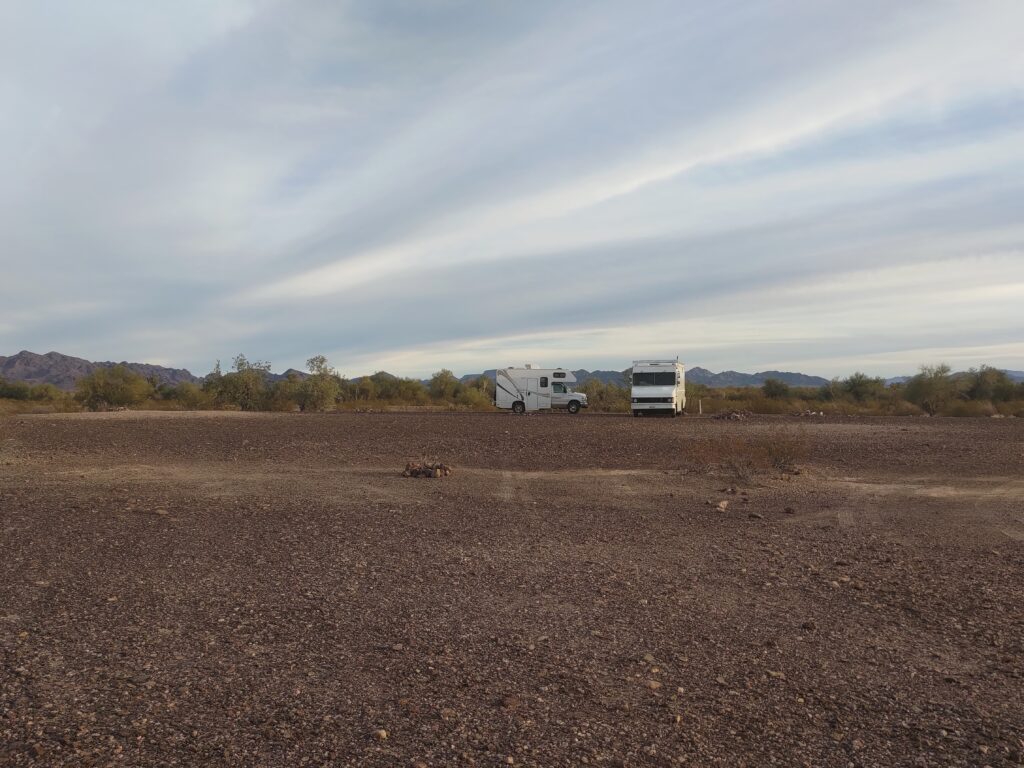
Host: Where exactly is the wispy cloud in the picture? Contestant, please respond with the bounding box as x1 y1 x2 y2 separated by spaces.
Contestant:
2 1 1022 376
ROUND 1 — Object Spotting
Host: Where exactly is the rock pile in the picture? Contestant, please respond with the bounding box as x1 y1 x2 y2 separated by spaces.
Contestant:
713 410 752 421
402 461 453 478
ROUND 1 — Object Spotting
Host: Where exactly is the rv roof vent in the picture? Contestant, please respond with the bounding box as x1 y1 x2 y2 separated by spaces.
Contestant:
524 363 535 369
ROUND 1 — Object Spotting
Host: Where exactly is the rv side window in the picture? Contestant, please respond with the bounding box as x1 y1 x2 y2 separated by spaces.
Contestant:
540 376 548 387
553 383 566 394
553 372 566 379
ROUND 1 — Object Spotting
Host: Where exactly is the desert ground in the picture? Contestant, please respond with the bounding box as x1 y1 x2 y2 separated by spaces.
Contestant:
1 411 1022 767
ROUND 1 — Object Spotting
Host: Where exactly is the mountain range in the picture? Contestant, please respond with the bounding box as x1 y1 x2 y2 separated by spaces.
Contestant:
2 350 1021 391
0 350 199 390
457 367 831 388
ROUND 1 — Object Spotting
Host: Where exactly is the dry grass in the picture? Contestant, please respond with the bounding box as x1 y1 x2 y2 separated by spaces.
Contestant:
699 426 809 481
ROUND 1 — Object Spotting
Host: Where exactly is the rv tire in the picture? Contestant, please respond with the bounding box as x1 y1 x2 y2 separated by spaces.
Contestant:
512 401 526 414
567 400 581 414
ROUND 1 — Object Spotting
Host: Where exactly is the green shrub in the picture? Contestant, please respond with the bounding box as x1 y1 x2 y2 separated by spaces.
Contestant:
761 378 790 399
904 364 956 416
75 365 154 410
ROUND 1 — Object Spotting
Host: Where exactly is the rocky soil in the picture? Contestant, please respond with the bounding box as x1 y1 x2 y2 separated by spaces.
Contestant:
1 412 1022 766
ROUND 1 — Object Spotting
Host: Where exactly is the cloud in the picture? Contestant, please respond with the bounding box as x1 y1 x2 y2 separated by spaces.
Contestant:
1 1 1022 377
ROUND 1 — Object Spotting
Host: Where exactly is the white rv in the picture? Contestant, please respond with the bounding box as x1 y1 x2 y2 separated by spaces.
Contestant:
495 365 589 414
631 359 685 417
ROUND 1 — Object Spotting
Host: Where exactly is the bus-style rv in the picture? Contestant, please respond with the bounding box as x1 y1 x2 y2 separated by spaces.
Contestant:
631 359 685 417
495 365 589 414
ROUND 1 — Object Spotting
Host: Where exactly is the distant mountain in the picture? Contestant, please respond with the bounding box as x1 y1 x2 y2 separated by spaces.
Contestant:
685 367 829 388
265 368 309 383
0 350 199 390
1003 370 1024 383
456 368 627 386
457 366 827 388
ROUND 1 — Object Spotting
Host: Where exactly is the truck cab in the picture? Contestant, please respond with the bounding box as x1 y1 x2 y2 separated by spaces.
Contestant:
631 359 685 417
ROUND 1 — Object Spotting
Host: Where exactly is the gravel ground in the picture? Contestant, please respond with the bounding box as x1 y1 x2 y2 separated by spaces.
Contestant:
1 411 1022 766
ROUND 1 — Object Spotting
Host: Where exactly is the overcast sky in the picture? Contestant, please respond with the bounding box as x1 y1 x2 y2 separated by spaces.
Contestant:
2 1 1023 378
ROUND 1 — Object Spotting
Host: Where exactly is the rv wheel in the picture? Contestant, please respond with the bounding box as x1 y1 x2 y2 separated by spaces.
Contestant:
512 401 526 414
567 400 581 414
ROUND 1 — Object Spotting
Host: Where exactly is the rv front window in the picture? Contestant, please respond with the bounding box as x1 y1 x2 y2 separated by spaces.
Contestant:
632 372 676 386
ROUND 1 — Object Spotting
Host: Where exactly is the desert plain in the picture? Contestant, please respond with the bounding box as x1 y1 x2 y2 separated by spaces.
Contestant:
1 411 1022 766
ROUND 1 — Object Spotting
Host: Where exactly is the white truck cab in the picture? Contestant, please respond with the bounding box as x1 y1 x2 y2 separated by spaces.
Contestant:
631 359 685 417
495 365 589 414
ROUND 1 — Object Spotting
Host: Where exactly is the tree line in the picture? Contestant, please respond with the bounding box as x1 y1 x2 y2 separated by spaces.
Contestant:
68 355 495 412
1 359 1021 416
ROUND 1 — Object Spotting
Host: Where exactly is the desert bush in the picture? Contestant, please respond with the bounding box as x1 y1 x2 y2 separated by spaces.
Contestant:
946 400 996 417
165 381 214 409
75 365 154 410
0 377 32 400
204 355 272 411
994 400 1024 418
429 369 461 400
297 355 341 411
904 364 956 416
964 366 1016 403
761 378 790 399
840 372 886 403
577 379 629 412
701 427 808 481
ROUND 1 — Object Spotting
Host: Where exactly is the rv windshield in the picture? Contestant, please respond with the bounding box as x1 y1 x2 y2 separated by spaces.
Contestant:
633 371 676 386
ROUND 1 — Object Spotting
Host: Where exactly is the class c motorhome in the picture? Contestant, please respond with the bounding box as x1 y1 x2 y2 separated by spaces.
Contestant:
495 365 589 414
630 359 685 417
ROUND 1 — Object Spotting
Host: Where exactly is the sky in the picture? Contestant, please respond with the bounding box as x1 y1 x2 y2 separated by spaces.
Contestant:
2 1 1023 378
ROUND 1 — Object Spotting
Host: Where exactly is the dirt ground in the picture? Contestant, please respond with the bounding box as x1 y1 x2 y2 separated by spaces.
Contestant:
1 411 1022 767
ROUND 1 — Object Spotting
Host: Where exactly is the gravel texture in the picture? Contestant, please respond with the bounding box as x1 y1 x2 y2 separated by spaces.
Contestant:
1 411 1022 766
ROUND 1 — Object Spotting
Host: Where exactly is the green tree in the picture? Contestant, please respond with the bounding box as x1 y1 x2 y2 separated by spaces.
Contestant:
0 377 32 400
169 381 213 409
904 364 955 415
207 355 272 411
840 372 886 403
761 378 791 399
965 365 1015 402
75 365 154 410
429 369 461 401
298 355 341 412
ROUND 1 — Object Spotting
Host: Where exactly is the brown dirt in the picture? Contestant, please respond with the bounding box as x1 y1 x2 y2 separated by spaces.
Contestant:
1 412 1022 766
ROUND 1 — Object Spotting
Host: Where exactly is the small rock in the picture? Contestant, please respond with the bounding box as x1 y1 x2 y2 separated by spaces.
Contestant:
716 501 729 512
642 653 655 663
372 729 388 741
801 620 817 631
768 670 785 680
784 507 795 514
646 680 662 691
748 512 763 520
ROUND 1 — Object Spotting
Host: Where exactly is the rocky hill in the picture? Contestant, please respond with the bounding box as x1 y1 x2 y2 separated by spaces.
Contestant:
0 351 199 390
459 367 828 388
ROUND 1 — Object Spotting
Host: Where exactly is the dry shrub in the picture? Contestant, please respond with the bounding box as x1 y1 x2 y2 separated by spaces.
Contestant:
946 400 996 417
995 400 1024 418
701 427 808 481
